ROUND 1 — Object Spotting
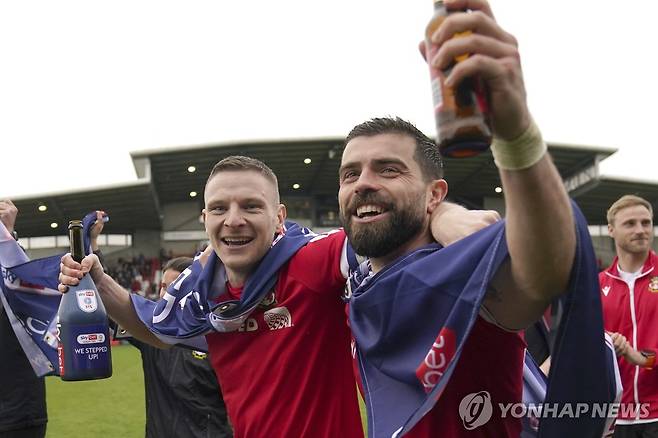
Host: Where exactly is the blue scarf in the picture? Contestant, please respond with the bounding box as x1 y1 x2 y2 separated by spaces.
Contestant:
131 222 318 349
349 202 619 438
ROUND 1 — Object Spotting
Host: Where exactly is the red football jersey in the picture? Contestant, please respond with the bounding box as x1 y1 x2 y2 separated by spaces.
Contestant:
406 317 525 437
206 230 363 438
351 316 525 437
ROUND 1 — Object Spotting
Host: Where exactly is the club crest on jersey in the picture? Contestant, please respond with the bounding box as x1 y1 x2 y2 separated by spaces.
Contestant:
264 307 292 330
649 277 658 293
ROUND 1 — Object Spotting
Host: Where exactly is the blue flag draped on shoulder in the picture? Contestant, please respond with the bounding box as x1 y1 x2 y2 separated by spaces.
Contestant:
348 202 619 438
0 212 107 377
131 222 318 350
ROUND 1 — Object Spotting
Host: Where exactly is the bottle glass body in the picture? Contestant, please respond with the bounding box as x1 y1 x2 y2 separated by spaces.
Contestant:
57 222 112 381
425 0 492 158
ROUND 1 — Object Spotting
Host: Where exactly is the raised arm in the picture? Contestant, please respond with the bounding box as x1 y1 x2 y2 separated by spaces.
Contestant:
0 200 18 235
426 0 575 328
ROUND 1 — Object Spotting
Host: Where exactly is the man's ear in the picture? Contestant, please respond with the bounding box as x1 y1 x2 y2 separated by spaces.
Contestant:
276 204 287 233
201 208 208 233
427 179 448 214
608 223 614 238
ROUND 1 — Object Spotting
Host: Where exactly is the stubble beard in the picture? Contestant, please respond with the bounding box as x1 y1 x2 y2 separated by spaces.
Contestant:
620 238 652 257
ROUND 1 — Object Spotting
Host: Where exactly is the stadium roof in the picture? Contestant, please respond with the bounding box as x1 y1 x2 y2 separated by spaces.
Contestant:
574 176 658 224
11 180 160 237
12 138 649 237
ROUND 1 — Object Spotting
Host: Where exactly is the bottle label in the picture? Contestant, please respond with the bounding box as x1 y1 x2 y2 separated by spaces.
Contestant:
77 332 106 344
58 323 111 376
430 77 443 112
426 42 445 114
76 289 98 313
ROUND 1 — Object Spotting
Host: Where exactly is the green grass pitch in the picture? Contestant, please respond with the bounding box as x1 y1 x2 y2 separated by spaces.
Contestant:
45 344 145 437
45 343 368 437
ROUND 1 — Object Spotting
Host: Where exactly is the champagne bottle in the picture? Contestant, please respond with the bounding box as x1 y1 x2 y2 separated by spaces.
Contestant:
425 0 492 158
57 220 112 381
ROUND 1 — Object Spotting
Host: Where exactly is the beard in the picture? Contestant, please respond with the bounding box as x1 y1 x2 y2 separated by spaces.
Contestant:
341 191 426 258
619 237 652 255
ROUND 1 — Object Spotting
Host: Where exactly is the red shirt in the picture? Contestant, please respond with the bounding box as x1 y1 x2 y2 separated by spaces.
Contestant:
407 317 525 437
206 230 363 438
352 316 525 437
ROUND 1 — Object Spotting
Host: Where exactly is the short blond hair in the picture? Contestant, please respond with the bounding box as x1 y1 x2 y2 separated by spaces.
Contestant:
206 155 280 204
607 195 653 225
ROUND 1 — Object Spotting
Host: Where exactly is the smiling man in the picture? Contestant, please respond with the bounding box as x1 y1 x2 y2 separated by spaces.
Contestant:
198 157 364 438
600 195 658 437
338 114 576 436
337 0 588 434
202 158 286 287
59 156 365 438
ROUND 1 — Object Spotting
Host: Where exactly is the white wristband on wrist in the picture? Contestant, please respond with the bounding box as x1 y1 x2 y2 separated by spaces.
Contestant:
491 119 547 170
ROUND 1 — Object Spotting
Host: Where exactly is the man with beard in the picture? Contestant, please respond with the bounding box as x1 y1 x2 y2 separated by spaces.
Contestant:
600 195 658 437
338 2 578 434
339 115 573 436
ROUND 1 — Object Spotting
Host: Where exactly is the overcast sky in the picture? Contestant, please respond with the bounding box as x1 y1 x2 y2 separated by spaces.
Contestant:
1 0 656 199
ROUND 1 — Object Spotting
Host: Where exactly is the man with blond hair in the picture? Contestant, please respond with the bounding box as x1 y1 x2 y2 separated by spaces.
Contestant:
600 195 658 437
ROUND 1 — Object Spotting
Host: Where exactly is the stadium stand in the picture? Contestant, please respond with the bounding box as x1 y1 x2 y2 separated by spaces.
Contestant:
3 138 658 269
